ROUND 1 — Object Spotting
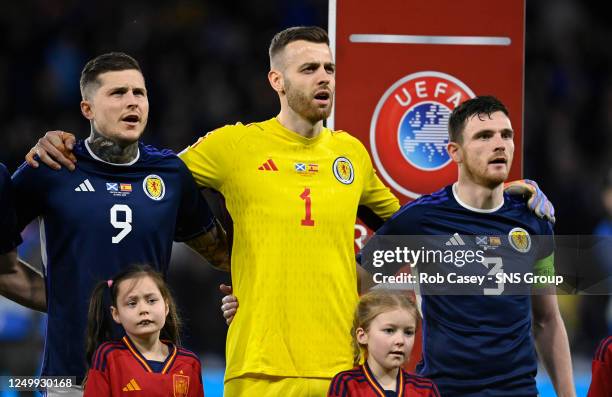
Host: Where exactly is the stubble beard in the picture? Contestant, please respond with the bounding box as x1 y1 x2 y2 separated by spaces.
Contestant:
285 80 332 124
465 157 509 189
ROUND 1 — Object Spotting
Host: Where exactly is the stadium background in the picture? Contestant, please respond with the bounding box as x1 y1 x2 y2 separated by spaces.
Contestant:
0 1 609 396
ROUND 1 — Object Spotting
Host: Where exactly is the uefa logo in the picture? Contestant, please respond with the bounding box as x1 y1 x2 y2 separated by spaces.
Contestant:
370 71 475 198
398 102 452 171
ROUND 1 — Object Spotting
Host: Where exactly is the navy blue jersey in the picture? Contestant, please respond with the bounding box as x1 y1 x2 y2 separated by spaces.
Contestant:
0 163 22 254
12 140 214 381
374 184 553 397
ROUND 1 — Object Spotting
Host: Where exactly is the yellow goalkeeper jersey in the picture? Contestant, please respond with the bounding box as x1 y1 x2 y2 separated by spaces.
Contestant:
179 118 399 380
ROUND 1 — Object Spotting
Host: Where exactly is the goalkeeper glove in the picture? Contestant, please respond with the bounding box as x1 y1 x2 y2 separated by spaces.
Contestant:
504 179 556 223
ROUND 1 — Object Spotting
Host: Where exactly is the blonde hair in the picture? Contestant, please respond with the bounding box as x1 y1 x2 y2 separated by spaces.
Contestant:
351 290 419 367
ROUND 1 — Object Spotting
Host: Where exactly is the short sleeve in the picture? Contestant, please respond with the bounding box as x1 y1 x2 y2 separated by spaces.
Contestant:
10 162 46 233
358 146 400 221
178 124 245 191
538 219 555 260
174 160 215 242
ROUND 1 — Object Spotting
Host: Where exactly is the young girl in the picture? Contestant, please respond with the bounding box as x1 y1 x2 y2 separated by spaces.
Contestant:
328 291 439 397
83 265 204 397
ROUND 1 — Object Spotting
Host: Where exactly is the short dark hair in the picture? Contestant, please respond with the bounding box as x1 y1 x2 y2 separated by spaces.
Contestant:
448 95 509 143
269 26 329 60
80 52 142 98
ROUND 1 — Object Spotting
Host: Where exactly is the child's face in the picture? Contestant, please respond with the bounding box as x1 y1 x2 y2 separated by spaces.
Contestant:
111 276 169 339
357 308 416 371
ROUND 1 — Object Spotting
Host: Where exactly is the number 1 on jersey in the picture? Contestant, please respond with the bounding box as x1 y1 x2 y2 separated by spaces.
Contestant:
300 188 315 227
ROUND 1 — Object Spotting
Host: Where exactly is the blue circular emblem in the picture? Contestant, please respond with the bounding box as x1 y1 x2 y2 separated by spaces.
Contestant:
370 71 476 198
398 102 452 171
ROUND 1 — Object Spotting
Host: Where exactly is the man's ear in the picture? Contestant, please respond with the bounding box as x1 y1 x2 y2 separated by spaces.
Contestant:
268 69 284 95
81 100 94 120
447 141 463 164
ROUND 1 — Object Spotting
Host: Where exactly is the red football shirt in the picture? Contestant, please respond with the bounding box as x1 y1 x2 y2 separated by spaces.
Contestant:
84 336 204 397
328 363 440 397
588 336 612 397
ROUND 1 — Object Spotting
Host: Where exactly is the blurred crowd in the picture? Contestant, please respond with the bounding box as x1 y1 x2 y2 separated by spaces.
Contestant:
0 0 609 386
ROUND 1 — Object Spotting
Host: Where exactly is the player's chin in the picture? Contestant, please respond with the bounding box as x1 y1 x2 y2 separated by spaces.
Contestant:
313 106 332 121
305 108 331 124
484 170 508 185
117 129 145 144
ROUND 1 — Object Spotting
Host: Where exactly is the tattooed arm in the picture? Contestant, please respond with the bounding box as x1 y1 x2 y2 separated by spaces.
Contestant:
185 220 231 272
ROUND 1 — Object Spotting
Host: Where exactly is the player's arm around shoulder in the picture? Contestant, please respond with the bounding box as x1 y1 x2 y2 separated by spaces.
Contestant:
178 123 249 190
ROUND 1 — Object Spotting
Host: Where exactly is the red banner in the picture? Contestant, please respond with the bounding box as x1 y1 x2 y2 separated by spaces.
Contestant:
330 0 525 202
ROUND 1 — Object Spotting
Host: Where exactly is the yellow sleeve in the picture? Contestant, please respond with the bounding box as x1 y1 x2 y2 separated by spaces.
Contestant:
533 253 555 288
179 124 245 190
358 144 400 221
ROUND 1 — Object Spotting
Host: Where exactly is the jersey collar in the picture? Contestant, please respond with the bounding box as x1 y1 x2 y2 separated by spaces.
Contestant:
269 117 329 146
452 182 505 213
121 336 178 374
362 362 404 397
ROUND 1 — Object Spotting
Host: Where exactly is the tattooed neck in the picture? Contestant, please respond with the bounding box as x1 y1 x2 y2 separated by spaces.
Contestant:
87 128 139 164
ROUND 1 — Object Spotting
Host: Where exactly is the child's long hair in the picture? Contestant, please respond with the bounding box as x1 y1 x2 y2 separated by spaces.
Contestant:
351 290 420 367
85 265 182 365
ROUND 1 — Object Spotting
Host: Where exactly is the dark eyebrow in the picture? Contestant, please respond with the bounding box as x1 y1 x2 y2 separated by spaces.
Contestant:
300 62 320 69
473 128 514 137
300 61 336 69
108 86 147 95
109 86 128 94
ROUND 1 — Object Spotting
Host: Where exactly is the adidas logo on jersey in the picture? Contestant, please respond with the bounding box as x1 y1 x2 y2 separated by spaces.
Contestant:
122 378 141 391
258 159 278 171
74 179 95 192
445 233 465 246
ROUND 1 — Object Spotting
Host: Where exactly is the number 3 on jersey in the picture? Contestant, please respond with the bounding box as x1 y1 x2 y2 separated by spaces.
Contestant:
110 204 132 243
300 188 315 227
